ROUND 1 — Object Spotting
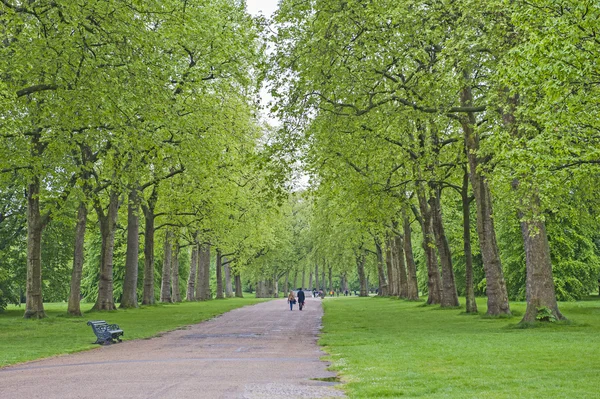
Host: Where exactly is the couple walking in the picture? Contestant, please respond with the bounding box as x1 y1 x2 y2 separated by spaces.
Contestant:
287 290 305 311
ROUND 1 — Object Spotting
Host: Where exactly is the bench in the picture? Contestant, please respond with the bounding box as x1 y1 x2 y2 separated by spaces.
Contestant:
87 320 124 345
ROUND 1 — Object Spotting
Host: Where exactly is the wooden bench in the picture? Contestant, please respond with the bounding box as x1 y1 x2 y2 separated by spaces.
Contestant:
87 320 124 345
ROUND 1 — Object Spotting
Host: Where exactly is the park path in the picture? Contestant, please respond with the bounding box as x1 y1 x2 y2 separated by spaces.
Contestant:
0 297 345 399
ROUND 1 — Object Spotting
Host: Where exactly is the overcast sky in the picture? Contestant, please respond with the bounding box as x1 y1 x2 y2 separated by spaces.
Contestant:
245 0 279 17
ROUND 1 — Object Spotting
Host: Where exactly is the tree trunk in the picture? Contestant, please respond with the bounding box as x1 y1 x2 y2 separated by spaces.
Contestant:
121 188 140 309
302 269 306 290
375 239 388 296
171 242 181 302
385 239 397 296
197 244 211 300
293 271 298 291
328 265 333 292
273 274 279 298
187 244 198 301
67 202 87 316
403 210 419 300
160 230 172 303
284 271 289 294
395 235 409 298
308 272 313 290
215 249 224 299
462 168 478 313
141 187 157 305
93 191 120 311
356 253 368 297
515 184 565 323
315 263 319 290
430 186 460 307
224 258 234 298
24 178 47 319
415 183 442 305
461 86 511 316
235 273 243 297
322 269 326 294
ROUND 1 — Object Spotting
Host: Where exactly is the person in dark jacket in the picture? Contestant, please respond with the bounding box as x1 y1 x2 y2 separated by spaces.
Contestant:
297 289 306 311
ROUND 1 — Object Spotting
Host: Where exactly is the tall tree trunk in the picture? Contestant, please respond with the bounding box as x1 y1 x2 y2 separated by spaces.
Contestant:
171 242 181 302
197 244 211 300
374 238 388 296
24 177 47 319
519 204 565 323
356 253 368 297
385 239 397 296
284 271 289 294
462 168 478 313
302 269 306 290
121 188 140 309
430 186 460 307
315 263 319 290
308 272 313 290
67 202 87 316
395 235 409 298
141 187 157 305
93 191 120 311
328 265 333 292
415 184 442 305
461 86 510 316
255 280 264 298
293 271 298 291
215 249 224 299
234 273 243 297
224 258 234 298
160 230 172 303
187 244 198 301
273 274 279 298
322 268 326 294
403 210 419 300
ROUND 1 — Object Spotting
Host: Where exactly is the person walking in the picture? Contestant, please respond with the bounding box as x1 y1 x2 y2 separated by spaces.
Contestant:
297 289 306 311
287 291 296 311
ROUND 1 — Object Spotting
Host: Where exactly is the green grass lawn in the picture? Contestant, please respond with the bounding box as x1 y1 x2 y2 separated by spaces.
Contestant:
320 296 600 399
0 297 270 368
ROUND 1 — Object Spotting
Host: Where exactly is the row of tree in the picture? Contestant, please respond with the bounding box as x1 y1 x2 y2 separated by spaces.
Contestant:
0 0 291 317
268 0 600 323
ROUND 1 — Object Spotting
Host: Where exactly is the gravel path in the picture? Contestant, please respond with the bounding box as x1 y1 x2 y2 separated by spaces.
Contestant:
0 297 345 399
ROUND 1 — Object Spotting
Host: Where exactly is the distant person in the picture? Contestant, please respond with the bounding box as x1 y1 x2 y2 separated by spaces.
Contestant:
287 291 296 311
344 289 348 296
297 289 305 311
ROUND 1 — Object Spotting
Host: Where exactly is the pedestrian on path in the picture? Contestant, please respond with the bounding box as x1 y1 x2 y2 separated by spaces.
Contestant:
287 291 296 310
297 289 305 311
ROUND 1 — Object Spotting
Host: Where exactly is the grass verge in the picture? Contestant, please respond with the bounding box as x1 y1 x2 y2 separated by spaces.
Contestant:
320 296 600 398
0 297 270 368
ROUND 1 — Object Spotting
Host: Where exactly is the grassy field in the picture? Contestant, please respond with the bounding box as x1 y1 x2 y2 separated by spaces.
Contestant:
0 297 270 368
320 296 600 399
